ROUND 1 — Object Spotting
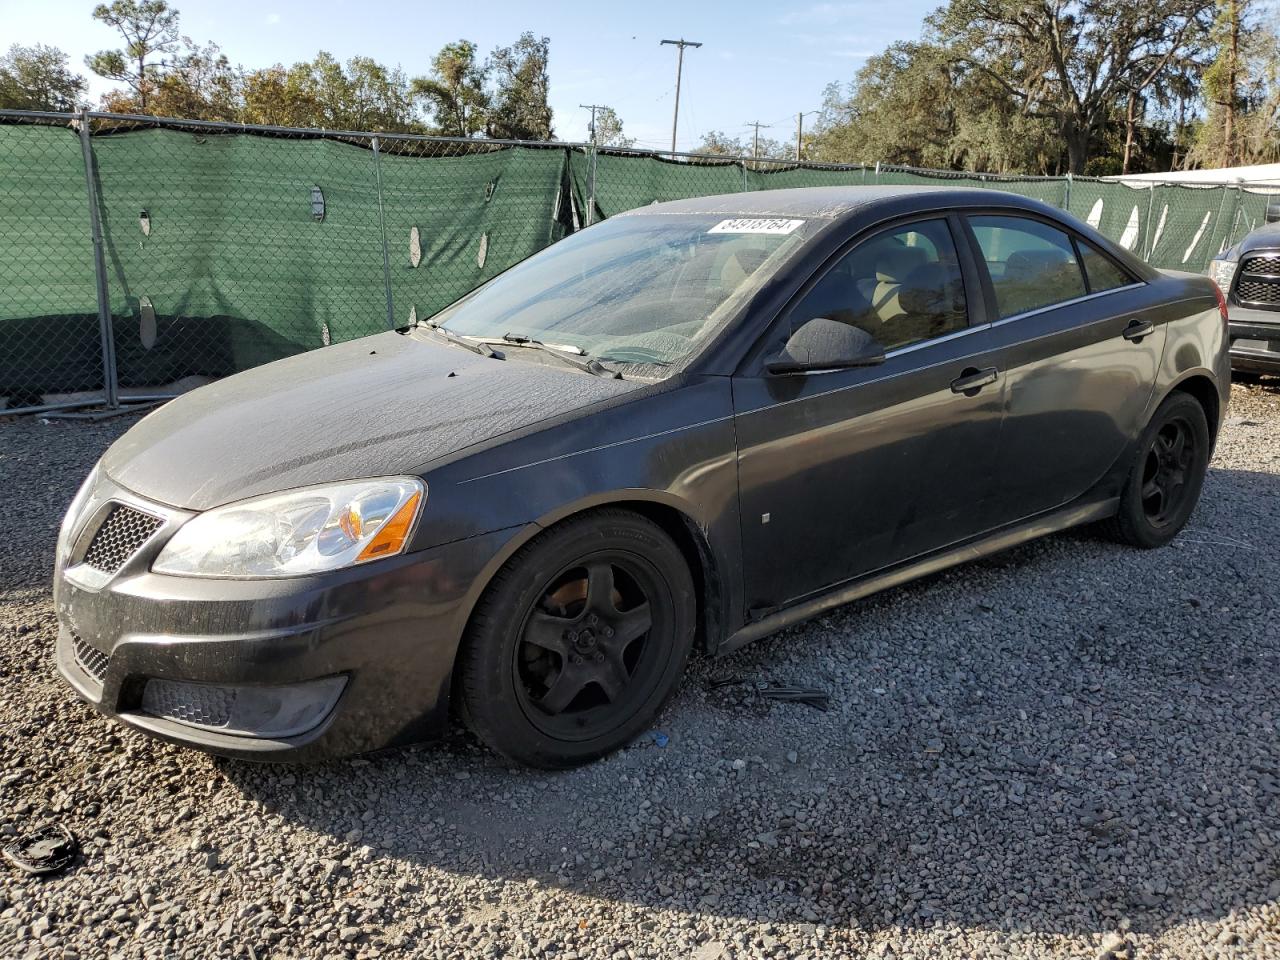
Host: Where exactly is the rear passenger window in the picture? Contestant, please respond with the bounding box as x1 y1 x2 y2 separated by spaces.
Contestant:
969 216 1087 319
790 218 968 352
1078 241 1134 293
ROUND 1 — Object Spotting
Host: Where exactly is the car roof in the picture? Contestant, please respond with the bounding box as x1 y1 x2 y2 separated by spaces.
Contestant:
617 185 1050 221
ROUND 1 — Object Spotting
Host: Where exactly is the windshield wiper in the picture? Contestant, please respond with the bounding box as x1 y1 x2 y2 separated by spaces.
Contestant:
422 320 499 359
488 333 622 379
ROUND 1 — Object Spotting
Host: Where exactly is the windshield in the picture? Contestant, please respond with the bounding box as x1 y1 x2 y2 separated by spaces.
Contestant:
430 213 810 368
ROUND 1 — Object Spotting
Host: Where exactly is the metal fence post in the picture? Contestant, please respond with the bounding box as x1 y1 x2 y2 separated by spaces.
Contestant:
874 161 881 185
1142 183 1157 260
371 136 395 330
77 108 119 409
1063 172 1072 212
586 143 597 225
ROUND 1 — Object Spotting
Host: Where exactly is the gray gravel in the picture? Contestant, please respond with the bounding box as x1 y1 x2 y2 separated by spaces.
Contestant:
2 383 1279 960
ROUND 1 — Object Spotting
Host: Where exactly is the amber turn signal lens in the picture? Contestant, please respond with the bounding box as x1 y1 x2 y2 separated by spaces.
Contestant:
356 491 421 562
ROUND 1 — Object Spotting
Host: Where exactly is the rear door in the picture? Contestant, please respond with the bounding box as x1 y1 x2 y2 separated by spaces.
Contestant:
963 214 1165 524
732 215 1007 614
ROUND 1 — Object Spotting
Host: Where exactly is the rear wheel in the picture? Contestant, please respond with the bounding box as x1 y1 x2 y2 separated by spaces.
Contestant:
1106 391 1210 549
456 510 696 768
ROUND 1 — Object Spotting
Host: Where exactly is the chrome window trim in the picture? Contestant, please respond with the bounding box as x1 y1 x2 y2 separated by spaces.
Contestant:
883 322 986 358
990 282 1147 327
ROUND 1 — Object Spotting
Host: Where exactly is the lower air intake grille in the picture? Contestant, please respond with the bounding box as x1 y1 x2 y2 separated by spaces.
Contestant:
72 635 109 683
1237 276 1280 306
141 679 234 728
81 505 163 574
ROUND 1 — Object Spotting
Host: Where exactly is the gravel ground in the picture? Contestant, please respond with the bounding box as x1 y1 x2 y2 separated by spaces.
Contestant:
2 382 1279 960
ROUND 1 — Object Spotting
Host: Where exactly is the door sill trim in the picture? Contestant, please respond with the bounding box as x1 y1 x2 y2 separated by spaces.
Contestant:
719 495 1117 655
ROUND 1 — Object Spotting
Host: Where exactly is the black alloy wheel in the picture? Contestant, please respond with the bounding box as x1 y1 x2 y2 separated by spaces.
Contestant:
515 555 664 740
456 509 696 768
1107 391 1211 549
1138 416 1199 529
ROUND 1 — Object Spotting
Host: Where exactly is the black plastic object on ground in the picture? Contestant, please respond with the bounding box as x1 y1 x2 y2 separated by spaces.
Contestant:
707 674 831 712
757 684 830 712
3 823 78 876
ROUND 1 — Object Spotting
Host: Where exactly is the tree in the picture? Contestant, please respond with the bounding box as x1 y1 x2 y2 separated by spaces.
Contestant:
244 53 420 132
1199 0 1249 166
86 0 182 111
101 40 238 120
587 106 633 148
240 65 320 127
0 44 87 111
695 130 787 158
486 33 552 140
1190 3 1280 166
413 40 489 137
929 0 1215 173
806 44 1060 173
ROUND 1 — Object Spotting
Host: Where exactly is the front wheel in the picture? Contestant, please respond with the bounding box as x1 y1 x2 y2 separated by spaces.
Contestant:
1106 391 1210 549
456 510 696 768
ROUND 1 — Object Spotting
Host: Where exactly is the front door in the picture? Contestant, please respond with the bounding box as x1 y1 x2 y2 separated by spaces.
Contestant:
732 216 1006 615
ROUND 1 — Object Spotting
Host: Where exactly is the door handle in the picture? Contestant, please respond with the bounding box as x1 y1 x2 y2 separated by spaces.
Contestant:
950 366 999 395
1122 318 1154 342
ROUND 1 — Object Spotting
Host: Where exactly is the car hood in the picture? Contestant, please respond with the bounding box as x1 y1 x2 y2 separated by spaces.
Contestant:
102 330 640 510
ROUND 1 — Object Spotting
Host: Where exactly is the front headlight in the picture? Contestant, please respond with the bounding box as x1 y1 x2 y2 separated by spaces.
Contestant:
1208 258 1237 297
56 463 100 566
153 478 425 578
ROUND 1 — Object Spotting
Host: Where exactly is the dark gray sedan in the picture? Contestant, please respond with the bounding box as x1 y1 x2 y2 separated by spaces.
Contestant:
54 186 1229 768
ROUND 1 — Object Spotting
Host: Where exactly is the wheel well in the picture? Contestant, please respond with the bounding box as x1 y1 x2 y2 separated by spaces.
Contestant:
602 501 722 656
1170 375 1221 444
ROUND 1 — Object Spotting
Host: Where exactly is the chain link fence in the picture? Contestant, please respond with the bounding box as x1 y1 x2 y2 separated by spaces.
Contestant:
2 108 1277 415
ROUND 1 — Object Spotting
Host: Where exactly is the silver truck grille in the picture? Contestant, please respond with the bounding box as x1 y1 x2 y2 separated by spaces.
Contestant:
1237 252 1280 311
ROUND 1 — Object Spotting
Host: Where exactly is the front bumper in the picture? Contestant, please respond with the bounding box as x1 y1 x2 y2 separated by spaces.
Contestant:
54 476 522 761
1228 305 1280 373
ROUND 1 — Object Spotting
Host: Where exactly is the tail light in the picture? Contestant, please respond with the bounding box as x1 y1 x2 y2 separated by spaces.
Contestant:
1212 282 1229 328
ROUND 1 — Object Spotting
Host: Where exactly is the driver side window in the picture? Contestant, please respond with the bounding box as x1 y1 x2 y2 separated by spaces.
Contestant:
790 218 969 352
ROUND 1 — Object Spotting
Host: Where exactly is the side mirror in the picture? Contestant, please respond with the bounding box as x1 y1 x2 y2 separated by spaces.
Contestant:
765 317 886 375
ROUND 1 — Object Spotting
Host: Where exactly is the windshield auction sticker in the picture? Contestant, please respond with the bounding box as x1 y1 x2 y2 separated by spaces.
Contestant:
707 218 806 235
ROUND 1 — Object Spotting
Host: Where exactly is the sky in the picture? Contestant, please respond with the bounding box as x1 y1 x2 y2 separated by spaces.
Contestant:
2 0 938 151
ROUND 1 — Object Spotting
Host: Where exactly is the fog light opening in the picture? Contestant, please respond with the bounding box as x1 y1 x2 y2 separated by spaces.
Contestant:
139 676 347 739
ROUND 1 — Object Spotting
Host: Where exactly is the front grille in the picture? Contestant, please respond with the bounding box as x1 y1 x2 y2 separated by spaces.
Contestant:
1237 277 1280 305
1241 254 1280 276
72 634 109 683
80 505 163 574
141 679 233 728
1236 251 1280 311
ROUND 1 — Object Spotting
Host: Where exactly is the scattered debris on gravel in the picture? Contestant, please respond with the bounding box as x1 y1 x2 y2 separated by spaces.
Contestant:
2 383 1278 959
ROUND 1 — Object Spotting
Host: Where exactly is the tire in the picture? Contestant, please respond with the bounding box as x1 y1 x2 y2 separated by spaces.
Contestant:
456 509 696 768
1106 391 1210 549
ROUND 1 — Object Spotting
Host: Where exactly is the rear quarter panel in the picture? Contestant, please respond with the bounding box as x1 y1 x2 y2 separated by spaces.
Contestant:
1150 271 1230 435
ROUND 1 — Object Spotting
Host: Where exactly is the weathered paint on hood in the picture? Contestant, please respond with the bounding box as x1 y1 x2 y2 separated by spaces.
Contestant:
102 330 639 510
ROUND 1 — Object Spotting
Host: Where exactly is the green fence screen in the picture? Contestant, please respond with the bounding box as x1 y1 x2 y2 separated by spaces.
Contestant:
0 111 1274 410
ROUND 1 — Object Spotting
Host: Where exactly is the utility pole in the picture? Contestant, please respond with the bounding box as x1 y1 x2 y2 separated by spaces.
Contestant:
580 104 605 226
795 111 818 162
744 120 771 158
579 103 604 144
660 38 702 156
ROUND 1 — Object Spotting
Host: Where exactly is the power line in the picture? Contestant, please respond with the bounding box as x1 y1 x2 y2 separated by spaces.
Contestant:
660 38 702 156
